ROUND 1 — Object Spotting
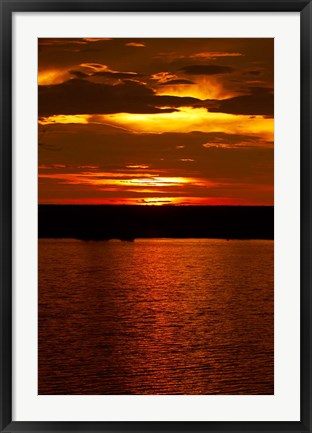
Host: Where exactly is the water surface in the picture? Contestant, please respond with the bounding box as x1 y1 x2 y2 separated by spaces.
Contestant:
39 238 274 395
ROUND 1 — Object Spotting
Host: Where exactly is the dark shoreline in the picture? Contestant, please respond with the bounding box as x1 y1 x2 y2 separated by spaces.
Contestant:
38 205 274 240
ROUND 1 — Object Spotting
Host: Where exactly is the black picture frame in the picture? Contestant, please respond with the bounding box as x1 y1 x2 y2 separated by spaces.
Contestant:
1 0 311 432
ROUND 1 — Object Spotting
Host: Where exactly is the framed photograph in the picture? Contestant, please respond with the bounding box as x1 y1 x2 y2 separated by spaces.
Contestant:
1 0 311 432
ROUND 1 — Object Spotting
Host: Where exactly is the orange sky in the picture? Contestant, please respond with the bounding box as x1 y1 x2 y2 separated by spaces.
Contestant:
38 38 274 205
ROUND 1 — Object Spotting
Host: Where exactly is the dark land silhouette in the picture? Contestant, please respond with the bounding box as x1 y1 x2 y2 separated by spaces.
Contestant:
38 205 274 240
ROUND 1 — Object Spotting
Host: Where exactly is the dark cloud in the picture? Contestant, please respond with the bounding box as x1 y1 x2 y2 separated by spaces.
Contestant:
160 79 196 85
69 70 89 78
92 71 140 79
39 78 273 117
243 70 263 76
69 66 142 80
39 124 272 156
153 95 204 108
208 87 274 116
39 79 205 116
180 65 234 75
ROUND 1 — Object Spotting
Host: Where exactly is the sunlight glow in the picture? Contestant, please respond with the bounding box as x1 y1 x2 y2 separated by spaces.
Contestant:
39 109 273 142
156 77 239 100
102 108 274 138
39 115 89 125
38 69 70 85
39 107 274 141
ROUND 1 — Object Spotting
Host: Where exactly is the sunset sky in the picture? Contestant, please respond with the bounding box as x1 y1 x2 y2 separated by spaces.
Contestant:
38 38 273 205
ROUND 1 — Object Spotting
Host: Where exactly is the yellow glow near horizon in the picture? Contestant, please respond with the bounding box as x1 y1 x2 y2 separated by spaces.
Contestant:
139 198 176 205
40 196 273 206
39 172 210 189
